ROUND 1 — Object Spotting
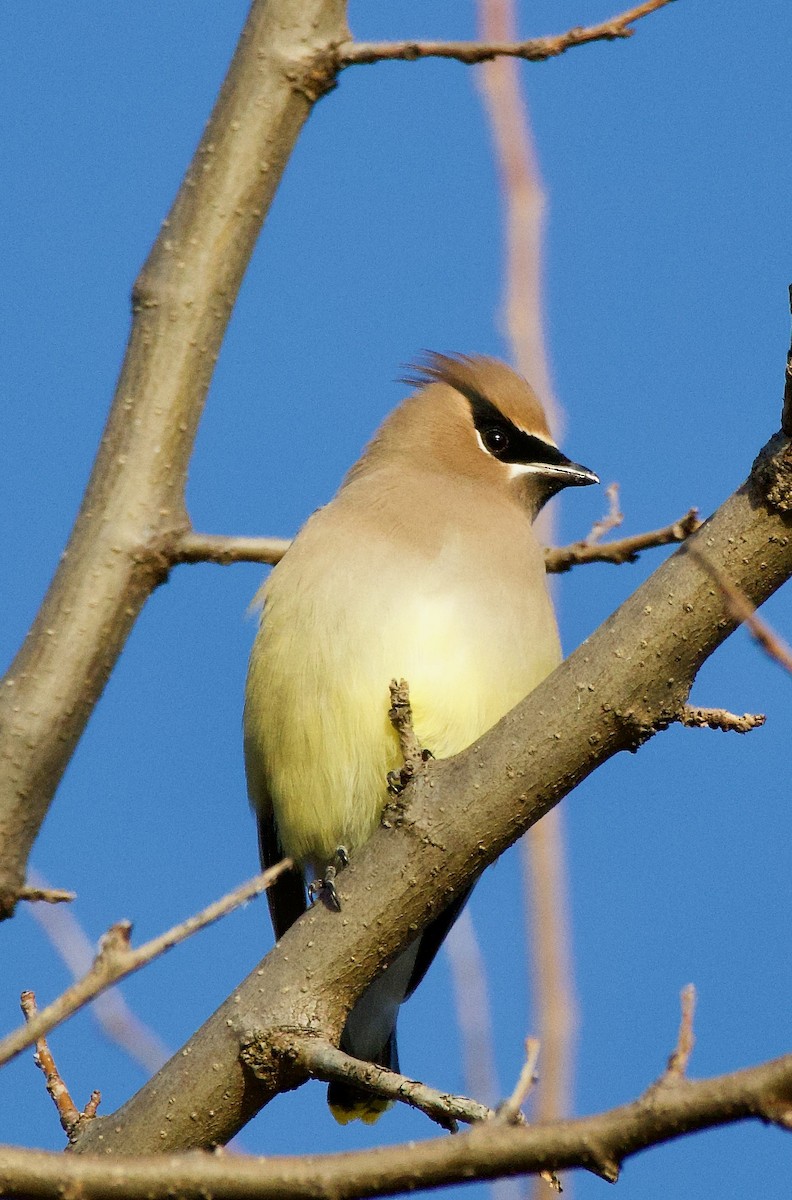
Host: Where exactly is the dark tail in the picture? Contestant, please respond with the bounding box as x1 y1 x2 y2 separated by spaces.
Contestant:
327 1027 399 1125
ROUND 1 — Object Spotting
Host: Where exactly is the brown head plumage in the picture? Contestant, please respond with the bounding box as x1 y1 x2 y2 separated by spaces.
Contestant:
345 352 597 516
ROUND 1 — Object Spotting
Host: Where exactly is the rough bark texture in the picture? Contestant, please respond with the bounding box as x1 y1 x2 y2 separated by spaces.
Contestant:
68 432 792 1155
0 0 350 916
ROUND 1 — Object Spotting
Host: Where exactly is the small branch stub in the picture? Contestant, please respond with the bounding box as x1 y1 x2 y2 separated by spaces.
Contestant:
14 885 76 905
663 984 697 1083
387 678 428 793
497 1037 541 1124
20 990 101 1141
679 706 766 734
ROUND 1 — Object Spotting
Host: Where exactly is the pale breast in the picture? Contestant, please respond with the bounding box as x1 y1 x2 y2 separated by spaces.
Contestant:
244 481 560 873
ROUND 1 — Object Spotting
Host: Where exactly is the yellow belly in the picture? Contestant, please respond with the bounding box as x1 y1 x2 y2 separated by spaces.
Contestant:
244 530 560 874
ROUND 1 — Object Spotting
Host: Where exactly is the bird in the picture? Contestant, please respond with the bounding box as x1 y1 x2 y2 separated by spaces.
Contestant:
244 353 597 1124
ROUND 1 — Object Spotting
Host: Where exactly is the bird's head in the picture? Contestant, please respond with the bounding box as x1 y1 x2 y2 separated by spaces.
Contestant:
365 352 598 519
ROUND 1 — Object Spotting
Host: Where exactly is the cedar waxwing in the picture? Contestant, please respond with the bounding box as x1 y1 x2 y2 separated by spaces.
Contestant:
244 353 597 1124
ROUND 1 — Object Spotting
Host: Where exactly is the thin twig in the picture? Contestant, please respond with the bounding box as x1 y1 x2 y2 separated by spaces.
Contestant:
495 1039 561 1193
340 0 675 67
546 507 701 573
585 482 624 545
20 991 101 1141
144 508 701 576
497 1038 541 1124
14 885 76 905
679 706 765 734
690 547 792 675
0 861 292 1070
294 1038 493 1131
26 869 171 1075
663 984 697 1082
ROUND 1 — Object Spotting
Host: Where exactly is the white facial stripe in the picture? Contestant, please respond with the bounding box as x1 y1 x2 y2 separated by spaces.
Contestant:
506 462 547 479
475 430 560 465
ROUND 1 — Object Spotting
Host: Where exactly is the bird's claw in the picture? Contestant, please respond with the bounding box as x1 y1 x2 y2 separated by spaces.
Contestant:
308 846 349 912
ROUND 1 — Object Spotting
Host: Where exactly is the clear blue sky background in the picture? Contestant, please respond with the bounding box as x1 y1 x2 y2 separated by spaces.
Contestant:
2 2 791 1196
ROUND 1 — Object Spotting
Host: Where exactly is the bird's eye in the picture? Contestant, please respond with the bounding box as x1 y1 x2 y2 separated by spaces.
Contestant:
482 425 509 456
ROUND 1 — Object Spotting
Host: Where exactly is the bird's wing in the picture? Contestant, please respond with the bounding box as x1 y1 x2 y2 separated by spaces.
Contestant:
405 883 475 999
257 804 307 941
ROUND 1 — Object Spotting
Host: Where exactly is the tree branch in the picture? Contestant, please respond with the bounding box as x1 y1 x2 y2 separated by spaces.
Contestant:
0 0 350 919
0 863 292 1070
171 531 292 566
12 886 76 906
545 507 701 572
133 506 703 579
292 1038 492 1131
19 991 101 1142
65 429 792 1157
340 0 675 67
3 1047 792 1197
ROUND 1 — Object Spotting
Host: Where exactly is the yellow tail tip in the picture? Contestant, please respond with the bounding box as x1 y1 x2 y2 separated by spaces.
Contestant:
329 1097 392 1125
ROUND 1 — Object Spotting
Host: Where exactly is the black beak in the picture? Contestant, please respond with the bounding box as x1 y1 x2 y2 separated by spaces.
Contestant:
542 455 599 488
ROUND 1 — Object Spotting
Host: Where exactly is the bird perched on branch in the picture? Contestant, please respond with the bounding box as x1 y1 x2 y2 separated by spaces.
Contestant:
244 353 597 1123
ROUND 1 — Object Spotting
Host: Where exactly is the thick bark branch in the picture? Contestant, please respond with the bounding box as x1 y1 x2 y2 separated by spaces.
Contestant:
3 1048 792 1197
0 0 350 917
66 430 792 1156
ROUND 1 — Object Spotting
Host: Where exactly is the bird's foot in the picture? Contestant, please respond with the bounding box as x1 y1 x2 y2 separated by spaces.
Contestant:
308 846 349 912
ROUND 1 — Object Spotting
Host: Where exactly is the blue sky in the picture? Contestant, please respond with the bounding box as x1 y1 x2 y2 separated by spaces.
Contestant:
2 3 791 1197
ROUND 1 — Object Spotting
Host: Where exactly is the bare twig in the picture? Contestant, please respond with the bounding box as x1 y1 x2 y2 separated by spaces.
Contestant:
662 985 696 1082
690 547 792 675
20 991 100 1141
341 0 675 67
137 507 703 577
171 531 291 566
293 1038 492 1131
497 1038 541 1124
546 507 701 572
0 861 292 1070
26 869 170 1075
496 1039 561 1194
14 885 76 905
586 481 624 544
679 706 765 734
